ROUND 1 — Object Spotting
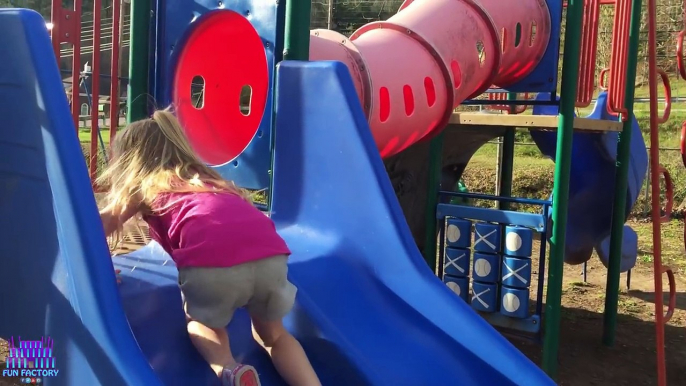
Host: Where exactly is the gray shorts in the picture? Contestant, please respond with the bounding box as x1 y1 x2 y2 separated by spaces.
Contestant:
177 255 297 328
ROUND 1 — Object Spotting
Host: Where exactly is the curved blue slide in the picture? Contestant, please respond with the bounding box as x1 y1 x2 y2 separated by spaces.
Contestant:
529 93 647 272
0 10 553 385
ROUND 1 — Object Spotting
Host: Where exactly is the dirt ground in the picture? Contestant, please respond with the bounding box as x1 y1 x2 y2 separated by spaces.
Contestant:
509 220 686 385
1 220 684 385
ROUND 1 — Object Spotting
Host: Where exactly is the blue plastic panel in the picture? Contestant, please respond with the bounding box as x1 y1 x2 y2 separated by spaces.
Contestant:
0 9 161 385
437 204 547 232
471 282 498 313
444 247 471 277
270 60 555 385
152 0 284 190
481 313 542 335
500 286 530 319
444 275 470 301
497 0 563 93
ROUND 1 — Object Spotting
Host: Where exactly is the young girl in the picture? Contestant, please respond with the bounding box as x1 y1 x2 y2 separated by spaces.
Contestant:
98 109 321 386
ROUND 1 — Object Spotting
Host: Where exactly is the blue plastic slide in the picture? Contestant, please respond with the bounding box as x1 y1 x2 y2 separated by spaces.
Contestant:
529 93 647 272
0 10 554 385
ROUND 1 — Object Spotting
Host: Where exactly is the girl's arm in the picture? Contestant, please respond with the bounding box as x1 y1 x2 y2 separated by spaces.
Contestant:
100 195 143 237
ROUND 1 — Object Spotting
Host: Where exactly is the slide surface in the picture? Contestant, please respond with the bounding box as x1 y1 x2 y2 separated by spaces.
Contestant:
0 9 162 386
529 93 647 270
0 9 554 385
113 61 555 385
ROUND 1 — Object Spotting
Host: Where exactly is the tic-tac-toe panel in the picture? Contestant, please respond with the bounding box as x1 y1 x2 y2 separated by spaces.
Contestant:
152 0 284 191
437 202 548 337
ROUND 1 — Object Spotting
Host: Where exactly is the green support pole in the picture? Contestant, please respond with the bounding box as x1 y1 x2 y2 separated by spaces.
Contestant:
126 0 151 123
423 133 445 270
602 0 643 346
283 0 312 61
498 93 517 211
270 0 311 210
541 0 584 378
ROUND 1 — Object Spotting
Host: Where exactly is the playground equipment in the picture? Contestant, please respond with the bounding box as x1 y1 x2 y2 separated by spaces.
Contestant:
0 0 677 385
0 8 555 385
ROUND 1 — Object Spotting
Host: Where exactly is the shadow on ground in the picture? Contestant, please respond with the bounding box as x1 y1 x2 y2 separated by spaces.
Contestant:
510 305 686 386
629 289 686 312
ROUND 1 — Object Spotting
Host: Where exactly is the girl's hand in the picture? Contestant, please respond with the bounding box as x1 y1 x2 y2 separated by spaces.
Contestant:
100 193 143 237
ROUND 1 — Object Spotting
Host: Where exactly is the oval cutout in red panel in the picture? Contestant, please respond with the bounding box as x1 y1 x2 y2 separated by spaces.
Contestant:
450 60 462 89
403 85 414 116
190 76 205 108
476 41 486 67
239 85 252 116
379 87 390 123
173 10 268 166
424 77 436 107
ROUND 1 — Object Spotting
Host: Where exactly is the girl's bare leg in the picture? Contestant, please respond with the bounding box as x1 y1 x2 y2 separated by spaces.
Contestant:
251 317 321 386
187 320 235 376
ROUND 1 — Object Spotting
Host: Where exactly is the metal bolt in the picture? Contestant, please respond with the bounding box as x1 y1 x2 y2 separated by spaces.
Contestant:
245 10 250 16
65 33 69 37
265 42 270 48
65 14 70 19
218 1 222 6
314 31 319 36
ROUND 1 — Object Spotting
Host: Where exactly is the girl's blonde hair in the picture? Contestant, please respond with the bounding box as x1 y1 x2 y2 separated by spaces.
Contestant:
98 108 250 239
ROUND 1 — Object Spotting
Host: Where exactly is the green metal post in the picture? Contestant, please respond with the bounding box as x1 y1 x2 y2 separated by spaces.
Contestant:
498 93 517 211
283 0 312 61
424 133 445 270
270 0 311 210
126 0 151 123
541 0 584 379
602 0 643 346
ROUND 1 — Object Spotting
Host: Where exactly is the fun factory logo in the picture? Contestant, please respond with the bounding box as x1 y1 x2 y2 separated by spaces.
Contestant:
2 337 59 382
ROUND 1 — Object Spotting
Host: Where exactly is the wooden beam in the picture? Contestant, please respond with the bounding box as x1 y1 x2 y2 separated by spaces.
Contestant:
449 112 623 132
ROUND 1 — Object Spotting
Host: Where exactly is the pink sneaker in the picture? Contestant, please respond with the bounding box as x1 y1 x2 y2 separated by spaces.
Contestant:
220 364 261 386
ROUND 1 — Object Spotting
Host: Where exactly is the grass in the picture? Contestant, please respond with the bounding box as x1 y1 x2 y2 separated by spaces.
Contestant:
633 218 686 272
78 128 111 145
464 110 686 216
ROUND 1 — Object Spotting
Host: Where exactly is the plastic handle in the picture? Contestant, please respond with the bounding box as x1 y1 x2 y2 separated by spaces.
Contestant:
656 69 671 124
678 30 686 81
681 121 686 168
661 265 676 323
598 68 609 91
657 165 673 223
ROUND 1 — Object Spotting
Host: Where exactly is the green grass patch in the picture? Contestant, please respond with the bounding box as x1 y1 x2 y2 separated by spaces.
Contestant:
463 111 686 217
79 129 111 145
633 219 686 272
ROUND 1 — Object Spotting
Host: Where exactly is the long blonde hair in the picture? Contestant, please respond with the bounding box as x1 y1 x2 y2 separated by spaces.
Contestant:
98 109 250 233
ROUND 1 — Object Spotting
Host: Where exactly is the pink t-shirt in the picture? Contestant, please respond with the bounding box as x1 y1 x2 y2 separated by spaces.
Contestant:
142 191 290 268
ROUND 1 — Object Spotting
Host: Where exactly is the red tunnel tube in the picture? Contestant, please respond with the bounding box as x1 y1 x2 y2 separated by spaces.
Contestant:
310 0 550 159
473 0 551 87
310 0 503 158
